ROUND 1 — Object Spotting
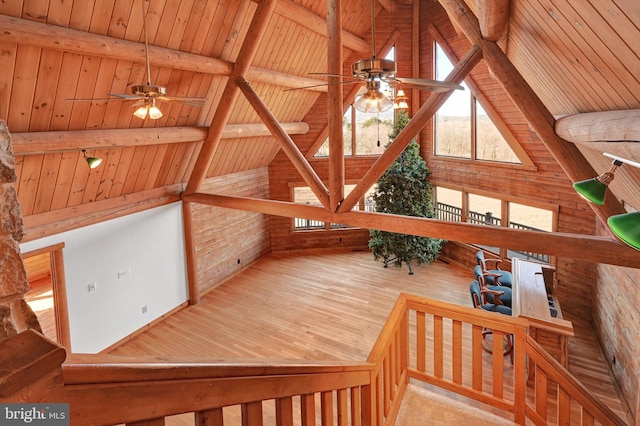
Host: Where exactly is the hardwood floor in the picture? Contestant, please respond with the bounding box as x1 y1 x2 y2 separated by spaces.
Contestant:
110 250 629 423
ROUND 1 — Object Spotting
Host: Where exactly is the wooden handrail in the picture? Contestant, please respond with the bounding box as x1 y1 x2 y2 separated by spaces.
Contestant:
525 335 627 426
54 292 628 425
63 354 372 384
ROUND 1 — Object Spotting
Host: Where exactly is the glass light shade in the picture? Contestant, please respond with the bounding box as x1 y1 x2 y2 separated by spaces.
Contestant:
133 105 150 119
608 212 640 251
133 103 163 120
148 105 163 119
86 156 103 169
354 90 393 113
573 178 608 205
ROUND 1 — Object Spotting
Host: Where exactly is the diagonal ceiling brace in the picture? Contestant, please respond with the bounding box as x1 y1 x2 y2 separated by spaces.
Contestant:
237 77 330 209
337 46 483 213
184 0 278 195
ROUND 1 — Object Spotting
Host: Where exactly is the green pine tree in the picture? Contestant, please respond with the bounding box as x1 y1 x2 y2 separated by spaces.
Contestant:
368 110 444 274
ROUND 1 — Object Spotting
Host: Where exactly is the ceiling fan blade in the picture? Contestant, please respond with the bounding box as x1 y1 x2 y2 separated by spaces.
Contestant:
284 80 362 92
108 93 146 99
308 72 362 80
390 77 464 92
66 97 122 101
130 100 145 108
157 96 207 106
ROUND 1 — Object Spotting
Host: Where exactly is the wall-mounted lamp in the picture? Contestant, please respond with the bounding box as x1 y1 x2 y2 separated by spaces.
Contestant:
574 152 640 251
82 149 102 169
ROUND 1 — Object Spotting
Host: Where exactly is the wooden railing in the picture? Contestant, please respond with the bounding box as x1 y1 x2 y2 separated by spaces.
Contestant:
58 293 628 425
62 356 375 425
369 293 628 426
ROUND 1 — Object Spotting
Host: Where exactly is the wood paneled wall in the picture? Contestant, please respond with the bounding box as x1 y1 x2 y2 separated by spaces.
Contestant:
593 223 640 420
419 3 597 321
191 168 271 293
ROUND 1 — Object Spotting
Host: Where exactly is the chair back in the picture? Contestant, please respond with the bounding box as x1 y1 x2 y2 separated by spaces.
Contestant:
469 280 482 308
475 250 487 269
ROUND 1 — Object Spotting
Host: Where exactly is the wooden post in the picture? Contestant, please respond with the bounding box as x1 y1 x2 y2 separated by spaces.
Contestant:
0 330 67 403
182 201 200 305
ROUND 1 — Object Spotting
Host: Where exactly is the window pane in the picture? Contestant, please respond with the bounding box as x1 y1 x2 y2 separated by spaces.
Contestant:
508 202 553 262
475 100 520 163
315 138 329 157
434 44 470 158
468 194 501 226
355 110 391 155
293 187 324 229
509 203 553 232
436 187 462 222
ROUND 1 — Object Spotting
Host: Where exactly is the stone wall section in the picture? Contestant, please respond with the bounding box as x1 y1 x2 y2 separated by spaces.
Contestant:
0 120 41 340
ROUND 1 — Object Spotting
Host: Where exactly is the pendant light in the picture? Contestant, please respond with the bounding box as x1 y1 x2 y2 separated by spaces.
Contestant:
573 158 622 205
82 150 102 169
354 79 393 113
573 153 640 251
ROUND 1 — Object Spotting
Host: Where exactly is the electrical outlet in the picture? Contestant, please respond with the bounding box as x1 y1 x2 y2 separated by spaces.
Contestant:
118 268 131 279
88 282 97 292
141 305 148 314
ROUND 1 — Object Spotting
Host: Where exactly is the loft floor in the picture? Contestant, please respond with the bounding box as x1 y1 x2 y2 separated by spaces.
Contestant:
109 250 629 423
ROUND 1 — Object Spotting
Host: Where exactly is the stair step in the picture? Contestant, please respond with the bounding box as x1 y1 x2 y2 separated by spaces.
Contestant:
395 383 515 425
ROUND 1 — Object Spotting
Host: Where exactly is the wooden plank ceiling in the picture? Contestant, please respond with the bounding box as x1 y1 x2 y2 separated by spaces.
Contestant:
1 0 639 234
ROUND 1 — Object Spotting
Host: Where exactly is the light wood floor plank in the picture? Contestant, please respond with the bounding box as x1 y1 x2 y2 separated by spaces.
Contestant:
110 250 629 423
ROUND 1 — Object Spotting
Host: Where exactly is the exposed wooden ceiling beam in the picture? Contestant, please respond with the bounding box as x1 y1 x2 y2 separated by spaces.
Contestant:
337 46 483 213
555 109 640 162
183 193 640 269
10 122 310 154
0 14 329 92
185 0 278 195
238 77 330 209
437 0 627 226
476 0 510 42
276 0 369 53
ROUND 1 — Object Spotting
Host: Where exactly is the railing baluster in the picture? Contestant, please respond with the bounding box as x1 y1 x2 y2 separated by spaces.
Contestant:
196 407 224 426
301 394 316 426
242 401 263 426
452 319 463 384
492 330 505 399
383 347 391 414
416 311 426 372
471 324 483 391
534 365 548 422
275 397 293 426
434 315 444 379
350 387 362 426
321 391 334 426
557 387 571 425
337 389 348 426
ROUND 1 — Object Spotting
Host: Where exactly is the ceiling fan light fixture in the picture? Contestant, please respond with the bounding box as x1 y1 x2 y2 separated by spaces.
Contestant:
82 149 102 169
354 80 393 113
133 99 163 120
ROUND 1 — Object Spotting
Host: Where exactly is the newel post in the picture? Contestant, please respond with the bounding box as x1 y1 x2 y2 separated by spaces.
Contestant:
0 329 67 403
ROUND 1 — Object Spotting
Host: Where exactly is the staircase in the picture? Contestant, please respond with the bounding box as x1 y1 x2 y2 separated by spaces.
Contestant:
1 293 628 425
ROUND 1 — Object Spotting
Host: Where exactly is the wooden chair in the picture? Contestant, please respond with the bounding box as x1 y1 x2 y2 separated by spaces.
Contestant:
469 279 513 358
475 250 513 287
473 265 512 307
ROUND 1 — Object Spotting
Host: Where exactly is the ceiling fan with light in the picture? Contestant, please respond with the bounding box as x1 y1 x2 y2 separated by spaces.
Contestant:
302 0 463 113
68 0 207 119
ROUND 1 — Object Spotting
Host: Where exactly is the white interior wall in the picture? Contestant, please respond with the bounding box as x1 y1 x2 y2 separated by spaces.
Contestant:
20 203 188 353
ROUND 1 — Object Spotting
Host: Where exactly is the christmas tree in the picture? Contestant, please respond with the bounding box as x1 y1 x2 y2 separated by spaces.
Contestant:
368 110 444 274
